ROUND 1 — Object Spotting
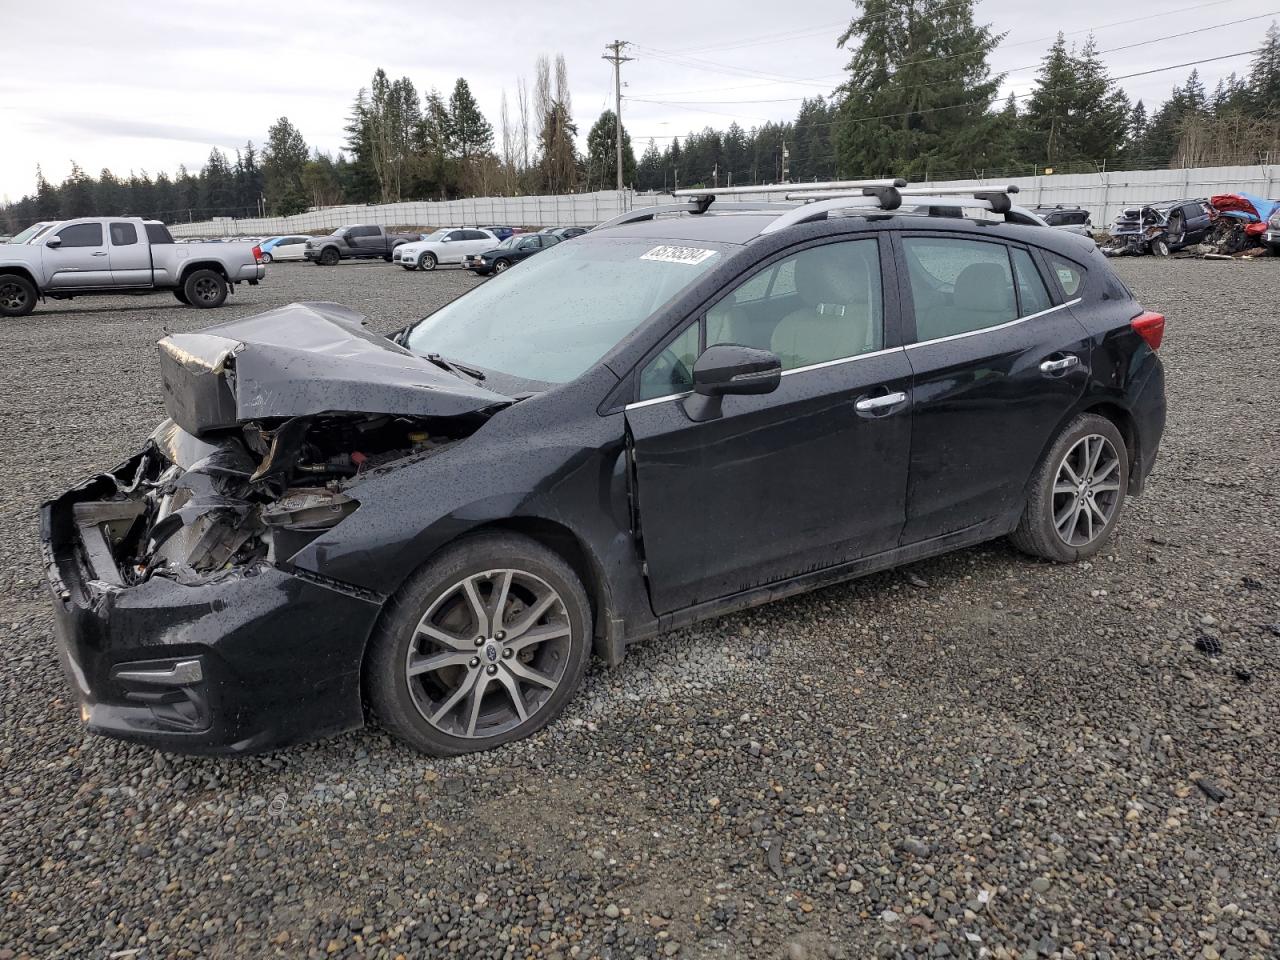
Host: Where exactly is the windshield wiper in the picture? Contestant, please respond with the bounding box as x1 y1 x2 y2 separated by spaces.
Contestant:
425 352 486 381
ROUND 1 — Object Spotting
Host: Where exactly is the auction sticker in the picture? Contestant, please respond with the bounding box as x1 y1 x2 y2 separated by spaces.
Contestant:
640 245 718 265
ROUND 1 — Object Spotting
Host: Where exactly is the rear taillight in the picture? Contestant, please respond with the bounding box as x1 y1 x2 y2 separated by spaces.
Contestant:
252 245 262 264
1131 311 1165 351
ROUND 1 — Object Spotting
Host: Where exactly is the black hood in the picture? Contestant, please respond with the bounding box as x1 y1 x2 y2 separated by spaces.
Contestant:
157 301 512 436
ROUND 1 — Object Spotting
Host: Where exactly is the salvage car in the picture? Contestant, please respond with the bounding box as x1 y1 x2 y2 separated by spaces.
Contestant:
41 181 1166 757
0 218 264 316
395 228 499 271
463 232 561 275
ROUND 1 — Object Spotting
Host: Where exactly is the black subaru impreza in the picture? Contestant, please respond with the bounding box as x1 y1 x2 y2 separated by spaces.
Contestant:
41 190 1166 756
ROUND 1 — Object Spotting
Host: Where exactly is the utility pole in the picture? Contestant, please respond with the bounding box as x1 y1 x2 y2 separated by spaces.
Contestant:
602 40 634 194
781 140 790 183
712 162 719 188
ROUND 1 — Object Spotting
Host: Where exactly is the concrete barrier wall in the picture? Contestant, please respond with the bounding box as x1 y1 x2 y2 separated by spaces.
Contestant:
167 165 1280 237
168 191 636 237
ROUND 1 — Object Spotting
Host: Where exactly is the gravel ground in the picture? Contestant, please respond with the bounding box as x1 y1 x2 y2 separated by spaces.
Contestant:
1 258 1277 960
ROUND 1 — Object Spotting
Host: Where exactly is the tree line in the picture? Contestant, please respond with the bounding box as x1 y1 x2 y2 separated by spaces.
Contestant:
4 3 1280 231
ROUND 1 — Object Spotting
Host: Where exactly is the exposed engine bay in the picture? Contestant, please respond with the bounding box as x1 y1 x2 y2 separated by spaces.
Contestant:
74 414 469 588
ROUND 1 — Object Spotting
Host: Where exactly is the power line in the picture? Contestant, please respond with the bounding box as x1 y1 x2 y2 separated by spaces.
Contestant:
630 0 1243 96
627 47 1265 141
632 11 1279 107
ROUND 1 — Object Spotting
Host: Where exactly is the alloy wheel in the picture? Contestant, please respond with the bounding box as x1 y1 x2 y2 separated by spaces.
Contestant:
192 277 221 304
405 569 572 739
495 259 509 273
1052 434 1122 547
0 281 30 312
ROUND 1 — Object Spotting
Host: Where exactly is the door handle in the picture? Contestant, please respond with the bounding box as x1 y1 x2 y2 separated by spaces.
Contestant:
91 251 108 257
854 390 908 414
1039 355 1079 375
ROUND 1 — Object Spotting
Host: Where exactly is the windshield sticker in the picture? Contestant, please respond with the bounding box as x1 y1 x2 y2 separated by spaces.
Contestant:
640 245 718 266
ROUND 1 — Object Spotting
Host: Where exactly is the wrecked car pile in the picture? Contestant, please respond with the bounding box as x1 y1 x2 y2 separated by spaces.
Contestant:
1099 192 1280 259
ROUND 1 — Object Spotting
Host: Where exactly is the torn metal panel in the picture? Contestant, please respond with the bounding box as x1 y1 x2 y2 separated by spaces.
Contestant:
157 301 513 436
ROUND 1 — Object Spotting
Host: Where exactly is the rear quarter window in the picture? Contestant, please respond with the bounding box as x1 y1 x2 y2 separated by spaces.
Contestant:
1048 255 1085 298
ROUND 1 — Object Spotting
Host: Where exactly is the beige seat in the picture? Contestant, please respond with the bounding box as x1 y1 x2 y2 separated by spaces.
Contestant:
921 262 1015 340
769 248 877 368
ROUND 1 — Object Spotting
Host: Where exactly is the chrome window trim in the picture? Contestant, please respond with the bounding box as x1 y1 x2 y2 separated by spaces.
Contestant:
905 298 1082 350
624 345 905 411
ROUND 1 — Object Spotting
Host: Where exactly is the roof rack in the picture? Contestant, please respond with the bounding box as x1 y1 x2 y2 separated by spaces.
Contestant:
593 179 1024 234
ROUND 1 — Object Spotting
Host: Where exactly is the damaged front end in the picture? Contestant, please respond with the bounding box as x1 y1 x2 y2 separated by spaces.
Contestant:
40 302 514 753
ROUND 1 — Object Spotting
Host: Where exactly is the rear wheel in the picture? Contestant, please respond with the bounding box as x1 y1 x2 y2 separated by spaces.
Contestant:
383 252 395 262
0 274 37 317
1011 414 1129 562
365 532 592 756
419 252 437 271
318 247 340 266
183 269 228 308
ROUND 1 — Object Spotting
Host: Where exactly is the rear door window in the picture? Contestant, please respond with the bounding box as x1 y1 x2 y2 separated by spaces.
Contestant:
1010 248 1053 315
902 237 1016 341
144 223 175 244
109 223 138 246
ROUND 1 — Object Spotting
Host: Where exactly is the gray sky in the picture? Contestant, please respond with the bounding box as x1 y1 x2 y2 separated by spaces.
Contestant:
3 0 1275 200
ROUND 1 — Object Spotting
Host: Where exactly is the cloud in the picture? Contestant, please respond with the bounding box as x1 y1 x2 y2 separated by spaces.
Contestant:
27 113 251 148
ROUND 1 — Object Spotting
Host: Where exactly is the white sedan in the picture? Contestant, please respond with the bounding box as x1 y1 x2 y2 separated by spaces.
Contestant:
395 228 498 271
262 235 313 263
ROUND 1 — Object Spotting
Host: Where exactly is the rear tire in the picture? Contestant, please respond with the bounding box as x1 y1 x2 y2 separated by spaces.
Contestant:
183 269 228 308
0 274 37 317
419 252 437 271
1011 413 1129 563
365 532 592 756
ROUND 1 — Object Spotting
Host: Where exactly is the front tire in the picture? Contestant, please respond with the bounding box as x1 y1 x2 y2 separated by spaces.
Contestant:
318 247 340 266
1151 238 1170 257
260 252 273 264
0 274 37 317
494 258 512 274
418 252 437 271
1011 414 1129 562
173 287 190 305
182 269 228 308
365 532 592 756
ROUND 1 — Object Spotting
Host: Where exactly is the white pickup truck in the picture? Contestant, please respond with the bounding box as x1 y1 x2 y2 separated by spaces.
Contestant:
0 218 265 317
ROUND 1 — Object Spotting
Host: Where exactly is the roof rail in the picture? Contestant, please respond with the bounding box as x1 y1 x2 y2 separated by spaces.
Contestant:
672 178 906 198
592 199 797 232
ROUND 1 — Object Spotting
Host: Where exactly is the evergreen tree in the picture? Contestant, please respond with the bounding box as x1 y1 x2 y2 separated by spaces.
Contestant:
1248 22 1280 115
585 110 636 189
449 78 493 160
834 0 1004 179
95 168 125 215
59 163 95 218
263 117 309 214
1022 35 1129 168
301 152 344 208
636 140 663 191
342 91 381 203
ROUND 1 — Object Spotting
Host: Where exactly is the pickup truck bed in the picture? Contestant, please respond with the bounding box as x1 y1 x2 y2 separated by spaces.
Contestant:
0 218 264 317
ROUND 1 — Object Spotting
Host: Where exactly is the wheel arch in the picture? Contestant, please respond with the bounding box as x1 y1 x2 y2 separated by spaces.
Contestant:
358 514 618 696
0 265 38 288
178 260 230 284
1029 397 1143 501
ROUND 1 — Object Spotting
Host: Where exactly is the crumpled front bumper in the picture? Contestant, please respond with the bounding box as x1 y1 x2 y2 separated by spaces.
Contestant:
40 472 383 755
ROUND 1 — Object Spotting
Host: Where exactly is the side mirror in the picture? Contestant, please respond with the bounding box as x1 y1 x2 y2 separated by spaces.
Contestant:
441 236 451 243
45 235 62 248
683 344 781 422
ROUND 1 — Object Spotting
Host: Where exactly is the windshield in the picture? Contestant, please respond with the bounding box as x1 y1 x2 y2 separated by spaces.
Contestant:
10 222 55 244
496 235 520 249
407 237 728 384
422 229 449 242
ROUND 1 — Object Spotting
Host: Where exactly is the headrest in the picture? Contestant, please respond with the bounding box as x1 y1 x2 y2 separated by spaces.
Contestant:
794 247 871 309
953 263 1012 313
